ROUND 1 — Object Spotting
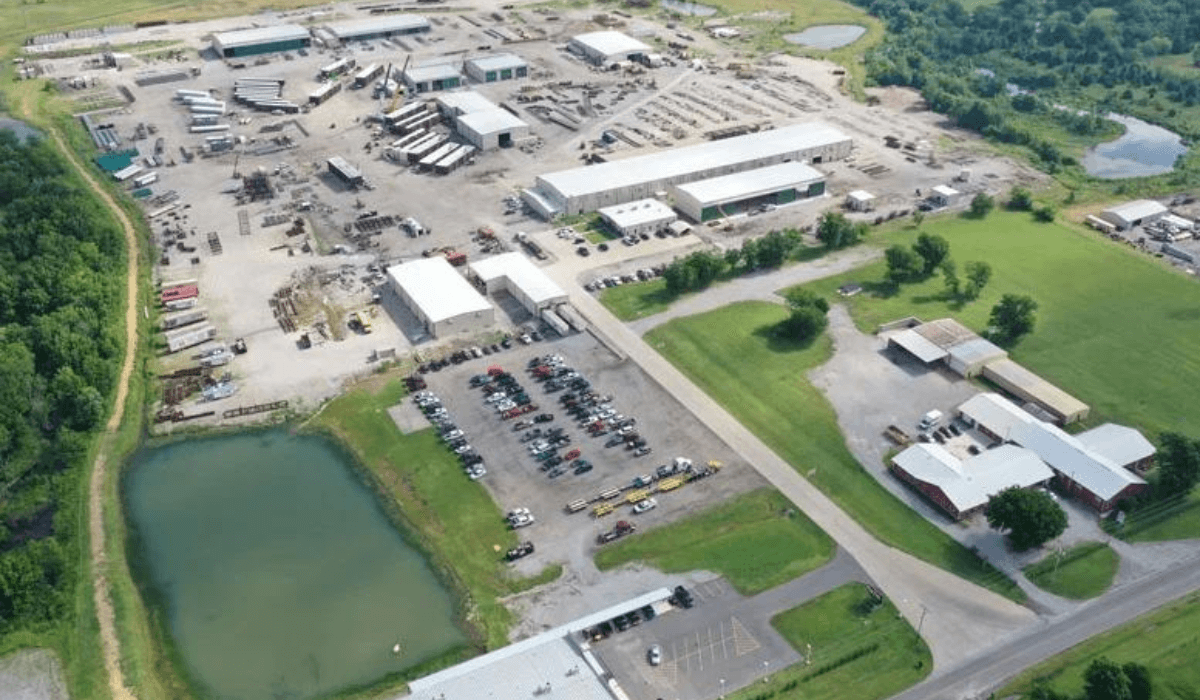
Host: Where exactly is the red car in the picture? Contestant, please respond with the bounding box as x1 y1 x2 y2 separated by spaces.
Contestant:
565 449 581 461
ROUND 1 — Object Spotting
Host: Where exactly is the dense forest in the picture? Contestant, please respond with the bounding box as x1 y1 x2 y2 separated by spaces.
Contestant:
0 128 125 631
854 0 1200 171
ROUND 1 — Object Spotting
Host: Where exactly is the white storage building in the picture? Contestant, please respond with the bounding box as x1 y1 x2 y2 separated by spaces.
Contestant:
672 161 826 222
523 122 852 217
568 31 651 66
388 258 495 338
326 15 431 43
459 109 529 150
891 443 1054 520
403 62 463 94
465 53 529 82
1099 200 1169 230
930 185 962 208
469 252 567 314
598 198 677 237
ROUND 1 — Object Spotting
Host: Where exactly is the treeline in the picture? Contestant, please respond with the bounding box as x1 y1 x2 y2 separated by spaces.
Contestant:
662 228 808 295
854 0 1200 168
0 129 125 631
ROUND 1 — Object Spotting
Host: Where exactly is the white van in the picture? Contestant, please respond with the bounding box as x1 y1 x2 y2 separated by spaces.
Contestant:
918 409 944 430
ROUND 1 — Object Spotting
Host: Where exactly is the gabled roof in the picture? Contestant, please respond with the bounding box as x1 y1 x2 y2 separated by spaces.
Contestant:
1012 422 1145 501
890 328 948 364
388 257 493 324
958 392 1035 441
469 252 566 307
1103 199 1167 223
893 443 1053 514
1077 424 1156 468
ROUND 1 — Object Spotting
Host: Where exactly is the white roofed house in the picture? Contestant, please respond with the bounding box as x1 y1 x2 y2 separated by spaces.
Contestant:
1011 422 1149 513
890 443 1054 520
567 31 651 66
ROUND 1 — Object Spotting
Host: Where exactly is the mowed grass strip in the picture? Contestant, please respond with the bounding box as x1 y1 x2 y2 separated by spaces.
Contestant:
797 211 1200 439
722 583 930 700
646 301 1023 601
998 592 1200 700
599 278 685 321
1023 542 1119 600
310 376 558 650
1109 490 1200 542
594 489 833 595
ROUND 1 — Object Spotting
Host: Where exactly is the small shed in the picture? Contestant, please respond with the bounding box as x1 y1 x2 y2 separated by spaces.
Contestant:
846 189 875 212
930 185 962 208
598 198 678 237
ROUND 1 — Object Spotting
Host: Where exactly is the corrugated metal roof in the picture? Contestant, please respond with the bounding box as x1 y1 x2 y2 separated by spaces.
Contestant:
569 30 651 58
1014 422 1144 501
947 337 1007 367
466 53 527 72
1076 424 1156 468
889 328 948 364
213 24 310 49
893 443 1053 514
673 161 824 205
459 108 528 135
1103 199 1167 224
958 392 1035 441
982 358 1089 422
470 252 566 307
404 61 461 82
538 122 850 200
598 198 677 229
327 14 430 39
388 258 493 324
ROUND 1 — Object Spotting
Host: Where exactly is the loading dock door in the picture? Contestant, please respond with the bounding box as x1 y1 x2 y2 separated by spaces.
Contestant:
499 132 512 148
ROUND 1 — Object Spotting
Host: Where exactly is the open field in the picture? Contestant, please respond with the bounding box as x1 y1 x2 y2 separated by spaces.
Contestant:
594 488 833 595
723 583 930 700
1023 542 1119 601
600 278 681 322
309 375 560 651
645 301 1023 601
1106 491 1200 543
998 591 1200 700
797 211 1200 439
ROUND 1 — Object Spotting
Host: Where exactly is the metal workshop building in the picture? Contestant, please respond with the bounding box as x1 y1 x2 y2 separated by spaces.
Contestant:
403 62 463 94
326 156 364 187
436 91 529 150
567 30 651 66
523 122 852 217
326 15 431 43
469 252 567 313
388 258 495 338
891 443 1054 520
211 25 311 58
598 198 678 237
465 53 528 82
1099 199 1169 231
671 161 826 222
981 358 1090 424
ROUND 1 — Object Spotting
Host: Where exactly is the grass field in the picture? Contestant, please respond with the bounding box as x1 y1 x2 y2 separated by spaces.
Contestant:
1104 490 1200 543
796 211 1200 440
599 278 686 321
1023 542 1119 600
310 376 561 651
998 592 1200 700
645 301 1023 601
594 489 833 595
721 583 930 700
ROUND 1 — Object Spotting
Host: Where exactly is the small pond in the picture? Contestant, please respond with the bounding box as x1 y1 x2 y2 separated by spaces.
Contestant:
124 430 465 700
783 25 867 50
661 0 718 17
1081 113 1188 179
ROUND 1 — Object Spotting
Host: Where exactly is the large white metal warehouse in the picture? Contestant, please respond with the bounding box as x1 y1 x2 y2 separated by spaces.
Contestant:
522 122 852 217
388 258 495 338
458 109 529 150
1099 199 1169 230
672 161 827 221
469 252 567 314
326 15 431 42
567 31 651 65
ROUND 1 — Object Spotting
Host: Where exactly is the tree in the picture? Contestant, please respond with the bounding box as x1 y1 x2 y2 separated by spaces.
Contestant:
885 245 922 284
1034 205 1057 222
816 212 865 249
969 192 996 218
1008 186 1034 210
1122 662 1152 700
778 289 829 343
1084 658 1132 700
912 233 951 275
963 261 992 300
986 487 1067 551
912 210 926 227
1155 432 1200 496
942 260 960 299
989 294 1039 343
723 246 743 270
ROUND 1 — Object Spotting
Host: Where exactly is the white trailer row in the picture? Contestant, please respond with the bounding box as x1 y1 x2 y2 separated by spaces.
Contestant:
403 133 446 163
393 110 439 136
132 172 159 188
190 124 231 133
540 307 571 336
113 163 144 181
433 144 475 174
384 102 426 126
161 307 208 331
164 323 217 353
354 63 383 88
418 141 459 170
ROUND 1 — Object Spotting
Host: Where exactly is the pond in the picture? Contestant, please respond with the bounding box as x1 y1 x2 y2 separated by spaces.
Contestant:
782 25 867 50
1081 113 1188 179
661 0 717 17
124 430 465 700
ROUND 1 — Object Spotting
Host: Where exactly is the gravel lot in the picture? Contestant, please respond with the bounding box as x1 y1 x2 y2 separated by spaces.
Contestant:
0 649 68 700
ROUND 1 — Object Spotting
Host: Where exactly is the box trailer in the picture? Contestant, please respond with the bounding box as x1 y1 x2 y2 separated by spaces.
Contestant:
309 81 342 105
540 307 571 336
418 141 458 170
113 164 144 181
164 323 217 353
319 57 356 79
132 172 159 188
353 63 383 88
434 144 475 174
160 307 208 330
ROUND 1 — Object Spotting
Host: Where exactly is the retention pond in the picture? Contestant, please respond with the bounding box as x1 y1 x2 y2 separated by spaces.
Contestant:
124 429 465 700
782 25 867 49
1081 113 1188 179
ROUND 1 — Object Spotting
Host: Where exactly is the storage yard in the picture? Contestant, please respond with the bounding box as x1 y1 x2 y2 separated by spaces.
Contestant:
25 1 1038 427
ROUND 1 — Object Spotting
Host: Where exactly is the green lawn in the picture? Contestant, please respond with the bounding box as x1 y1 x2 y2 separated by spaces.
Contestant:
594 489 833 595
1023 542 1119 600
797 211 1200 440
599 278 686 321
722 584 930 700
1105 490 1200 543
310 376 560 650
998 592 1200 700
645 302 1023 601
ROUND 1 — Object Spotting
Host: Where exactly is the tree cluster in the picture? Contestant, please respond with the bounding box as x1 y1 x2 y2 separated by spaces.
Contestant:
988 293 1039 344
663 229 806 295
886 233 950 284
1034 658 1152 700
1154 432 1200 497
816 212 869 250
986 487 1067 551
0 131 125 633
777 289 830 343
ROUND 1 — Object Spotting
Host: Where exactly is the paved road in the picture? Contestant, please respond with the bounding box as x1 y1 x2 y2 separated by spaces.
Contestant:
628 245 883 335
891 557 1200 700
542 260 1039 673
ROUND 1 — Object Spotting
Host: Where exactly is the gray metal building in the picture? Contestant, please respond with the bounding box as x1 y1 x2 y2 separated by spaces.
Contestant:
211 25 311 58
464 53 528 82
326 15 431 43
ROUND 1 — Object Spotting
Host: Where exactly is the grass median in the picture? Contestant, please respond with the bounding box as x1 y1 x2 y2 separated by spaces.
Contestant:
309 375 561 651
594 488 833 595
998 591 1200 700
645 301 1023 601
1023 542 1119 600
722 583 930 700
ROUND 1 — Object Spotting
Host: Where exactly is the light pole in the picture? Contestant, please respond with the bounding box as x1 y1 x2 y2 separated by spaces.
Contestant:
719 678 726 699
916 604 929 649
762 659 770 683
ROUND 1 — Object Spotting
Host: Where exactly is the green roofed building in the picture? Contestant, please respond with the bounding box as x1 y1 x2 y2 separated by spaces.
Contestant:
212 25 311 58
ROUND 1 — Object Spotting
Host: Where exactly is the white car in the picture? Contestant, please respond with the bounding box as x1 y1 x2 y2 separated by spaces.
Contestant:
466 464 487 480
507 508 535 528
632 498 658 514
442 429 464 441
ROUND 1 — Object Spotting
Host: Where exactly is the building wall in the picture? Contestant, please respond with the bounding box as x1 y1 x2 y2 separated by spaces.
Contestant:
676 180 825 222
465 63 528 82
218 37 310 58
461 121 529 151
1054 474 1149 513
891 464 964 520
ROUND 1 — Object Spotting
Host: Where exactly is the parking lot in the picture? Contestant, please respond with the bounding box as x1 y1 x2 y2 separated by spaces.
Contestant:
404 332 767 595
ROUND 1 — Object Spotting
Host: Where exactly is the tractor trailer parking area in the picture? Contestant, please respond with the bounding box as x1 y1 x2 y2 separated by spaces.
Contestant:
407 332 766 586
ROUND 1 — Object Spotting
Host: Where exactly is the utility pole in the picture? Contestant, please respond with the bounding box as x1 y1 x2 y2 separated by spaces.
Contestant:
916 604 929 648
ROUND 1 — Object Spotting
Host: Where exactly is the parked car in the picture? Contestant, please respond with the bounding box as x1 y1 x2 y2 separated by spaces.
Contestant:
633 446 652 457
534 413 554 423
647 645 662 666
632 498 658 514
505 541 534 561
